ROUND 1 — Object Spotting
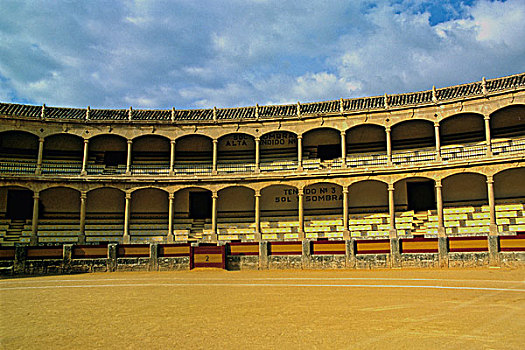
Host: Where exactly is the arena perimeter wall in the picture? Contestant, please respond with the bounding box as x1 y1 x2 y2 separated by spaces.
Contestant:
0 236 524 275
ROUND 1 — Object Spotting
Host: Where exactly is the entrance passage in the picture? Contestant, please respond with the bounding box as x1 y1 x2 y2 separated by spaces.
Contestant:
407 181 435 212
104 151 126 166
7 190 33 220
317 144 341 161
191 245 225 269
189 192 211 219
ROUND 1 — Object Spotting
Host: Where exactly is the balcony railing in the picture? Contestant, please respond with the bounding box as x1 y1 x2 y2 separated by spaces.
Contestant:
0 136 523 176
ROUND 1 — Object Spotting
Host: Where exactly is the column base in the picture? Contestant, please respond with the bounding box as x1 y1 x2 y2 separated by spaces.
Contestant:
438 237 449 268
388 229 397 239
30 236 38 246
35 168 42 176
125 171 131 176
78 234 86 245
437 227 446 238
166 234 174 243
123 235 131 244
81 170 87 176
489 224 498 236
342 230 350 240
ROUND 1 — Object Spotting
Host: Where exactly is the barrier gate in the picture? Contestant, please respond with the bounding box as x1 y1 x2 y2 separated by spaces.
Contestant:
190 245 226 269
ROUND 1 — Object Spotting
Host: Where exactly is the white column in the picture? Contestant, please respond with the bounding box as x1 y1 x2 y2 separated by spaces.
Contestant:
167 193 174 242
298 188 304 239
388 184 396 238
30 192 39 245
343 187 349 239
123 193 131 243
385 126 392 166
297 135 303 170
255 137 260 172
169 140 176 175
487 175 498 235
435 180 445 237
434 122 441 161
35 138 44 175
340 131 347 168
212 139 218 174
211 191 218 240
484 115 493 156
79 191 87 244
81 139 89 175
254 190 261 240
126 139 132 175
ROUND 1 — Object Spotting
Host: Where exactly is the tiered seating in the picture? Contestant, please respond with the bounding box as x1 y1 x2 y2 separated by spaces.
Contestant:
302 158 320 170
349 213 390 237
41 160 82 174
491 137 525 156
395 211 437 236
392 148 436 164
217 221 256 241
131 152 170 175
492 203 525 233
0 158 37 174
36 217 80 243
85 214 124 243
260 160 297 172
217 162 256 173
443 206 490 235
129 213 169 243
441 142 487 161
0 219 9 245
304 215 344 239
260 217 299 240
346 153 388 167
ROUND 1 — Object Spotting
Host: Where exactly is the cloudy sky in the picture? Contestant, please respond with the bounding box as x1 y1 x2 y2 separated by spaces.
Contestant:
0 0 524 110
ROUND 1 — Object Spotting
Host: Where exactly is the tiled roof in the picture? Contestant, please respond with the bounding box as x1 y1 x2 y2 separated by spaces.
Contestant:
1 73 523 122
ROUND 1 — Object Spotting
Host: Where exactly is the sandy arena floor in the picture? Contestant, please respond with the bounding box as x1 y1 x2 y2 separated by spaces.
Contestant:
1 267 524 349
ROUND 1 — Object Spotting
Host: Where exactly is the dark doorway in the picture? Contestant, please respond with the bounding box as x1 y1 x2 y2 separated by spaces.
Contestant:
407 181 435 212
189 192 212 219
104 151 126 166
7 189 33 219
317 144 341 161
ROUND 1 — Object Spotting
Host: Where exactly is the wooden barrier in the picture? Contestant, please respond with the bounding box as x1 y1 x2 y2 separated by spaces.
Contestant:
228 242 259 256
72 244 108 259
269 241 302 255
191 245 226 269
448 236 488 252
400 237 439 254
159 244 191 257
117 244 150 258
312 240 345 255
499 234 525 252
0 247 15 260
26 246 63 259
355 239 390 254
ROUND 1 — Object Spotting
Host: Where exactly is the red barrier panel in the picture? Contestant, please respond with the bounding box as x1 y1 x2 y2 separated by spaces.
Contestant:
26 246 63 259
448 236 488 252
499 234 525 252
355 239 390 254
159 244 191 257
191 245 225 269
269 241 302 255
228 242 259 256
312 240 345 255
117 244 150 258
73 244 108 259
400 237 439 254
0 247 15 260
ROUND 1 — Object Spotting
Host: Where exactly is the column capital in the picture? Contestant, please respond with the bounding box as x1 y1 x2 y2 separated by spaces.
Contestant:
254 190 261 197
170 140 176 145
435 179 442 188
168 193 175 200
297 134 303 140
255 137 260 142
340 130 346 136
127 139 133 145
486 175 494 184
80 191 87 199
213 139 218 144
33 192 40 200
342 187 349 194
484 115 491 121
84 138 89 144
125 193 132 200
388 184 395 192
434 121 440 128
385 126 391 133
38 137 45 143
298 188 304 196
212 192 218 199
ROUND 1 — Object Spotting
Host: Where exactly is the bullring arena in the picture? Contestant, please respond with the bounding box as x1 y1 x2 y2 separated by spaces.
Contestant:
0 74 524 348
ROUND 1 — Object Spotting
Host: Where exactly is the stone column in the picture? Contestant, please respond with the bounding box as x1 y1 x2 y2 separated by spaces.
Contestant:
298 188 304 239
258 241 269 269
211 191 218 241
79 191 87 244
169 140 176 175
435 180 445 237
434 122 441 161
30 192 39 245
167 193 174 243
302 239 311 269
345 239 356 268
255 137 260 173
126 139 132 175
340 131 347 168
388 184 397 238
342 187 349 240
385 126 392 166
81 139 89 175
487 175 498 235
35 137 44 175
297 135 303 170
212 139 218 174
254 190 261 241
484 115 493 156
123 193 131 244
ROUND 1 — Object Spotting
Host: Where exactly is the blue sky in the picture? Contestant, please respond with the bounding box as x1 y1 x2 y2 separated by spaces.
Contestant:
0 0 523 109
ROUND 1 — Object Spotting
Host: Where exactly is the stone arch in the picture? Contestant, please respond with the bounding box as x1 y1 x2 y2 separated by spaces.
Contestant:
441 172 487 207
88 134 128 168
391 119 435 150
494 167 525 203
217 186 255 222
130 188 169 227
304 182 343 216
439 113 485 146
42 134 84 173
394 176 436 212
0 185 35 220
490 104 525 139
260 184 298 219
39 187 80 219
217 132 255 164
0 130 39 159
348 180 388 214
302 127 341 161
174 186 212 221
131 135 170 168
345 124 386 154
86 187 125 227
174 134 213 168
259 130 298 164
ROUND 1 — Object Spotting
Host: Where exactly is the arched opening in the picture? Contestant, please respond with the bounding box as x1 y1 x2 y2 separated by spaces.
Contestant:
440 113 485 145
0 131 38 174
348 180 389 238
346 124 386 154
173 187 212 240
131 135 170 175
130 188 168 243
43 134 83 174
260 131 298 171
494 168 525 204
303 183 343 239
490 105 525 139
217 186 255 240
302 128 341 163
260 185 299 239
88 135 127 175
39 187 80 243
174 135 213 174
0 185 34 244
217 133 255 172
391 120 435 150
86 188 125 243
394 177 436 212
